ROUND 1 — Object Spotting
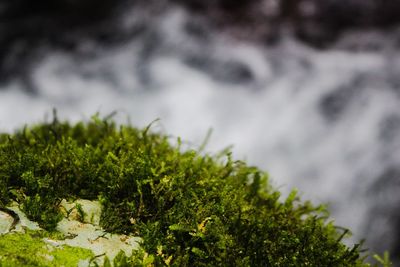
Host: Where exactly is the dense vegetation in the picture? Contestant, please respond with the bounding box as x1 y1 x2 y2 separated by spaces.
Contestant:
0 115 391 266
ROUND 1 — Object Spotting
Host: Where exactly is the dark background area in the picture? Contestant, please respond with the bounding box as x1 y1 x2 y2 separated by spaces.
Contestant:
0 0 129 87
2 0 400 86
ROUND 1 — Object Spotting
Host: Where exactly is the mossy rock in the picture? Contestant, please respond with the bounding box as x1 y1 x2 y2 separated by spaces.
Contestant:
0 230 94 267
0 199 141 266
0 115 392 266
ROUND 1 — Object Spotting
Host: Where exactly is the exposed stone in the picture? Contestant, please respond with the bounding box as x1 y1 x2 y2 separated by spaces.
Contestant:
0 211 14 234
60 199 102 225
7 203 41 231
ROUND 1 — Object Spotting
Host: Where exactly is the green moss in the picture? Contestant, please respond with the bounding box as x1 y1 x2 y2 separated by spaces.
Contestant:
0 114 392 266
0 230 93 266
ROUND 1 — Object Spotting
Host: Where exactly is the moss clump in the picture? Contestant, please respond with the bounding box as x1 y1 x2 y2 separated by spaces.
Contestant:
0 230 93 266
0 115 390 266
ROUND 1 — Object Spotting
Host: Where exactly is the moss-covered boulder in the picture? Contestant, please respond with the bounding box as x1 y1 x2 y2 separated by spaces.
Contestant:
0 115 392 266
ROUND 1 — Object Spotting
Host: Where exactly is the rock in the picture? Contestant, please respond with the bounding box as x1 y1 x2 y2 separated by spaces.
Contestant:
56 199 142 263
6 203 41 231
0 210 14 234
60 199 102 225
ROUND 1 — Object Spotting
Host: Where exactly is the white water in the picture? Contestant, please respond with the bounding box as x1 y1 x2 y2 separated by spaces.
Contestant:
1 6 400 255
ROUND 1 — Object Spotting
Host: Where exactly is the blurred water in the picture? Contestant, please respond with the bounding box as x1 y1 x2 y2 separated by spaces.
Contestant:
1 5 400 259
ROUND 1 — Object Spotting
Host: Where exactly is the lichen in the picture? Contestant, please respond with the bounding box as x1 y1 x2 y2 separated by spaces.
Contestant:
0 114 393 266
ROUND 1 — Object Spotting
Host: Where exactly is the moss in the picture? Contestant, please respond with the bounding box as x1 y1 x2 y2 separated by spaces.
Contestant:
0 230 93 266
0 114 392 266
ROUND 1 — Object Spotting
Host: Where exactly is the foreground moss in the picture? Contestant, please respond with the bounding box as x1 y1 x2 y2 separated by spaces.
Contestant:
0 230 93 266
0 115 391 266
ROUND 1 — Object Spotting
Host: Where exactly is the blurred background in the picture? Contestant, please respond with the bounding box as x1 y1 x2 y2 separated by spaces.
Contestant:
1 0 400 263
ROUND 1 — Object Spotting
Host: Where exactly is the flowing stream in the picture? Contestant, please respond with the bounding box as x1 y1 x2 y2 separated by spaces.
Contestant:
1 3 400 261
